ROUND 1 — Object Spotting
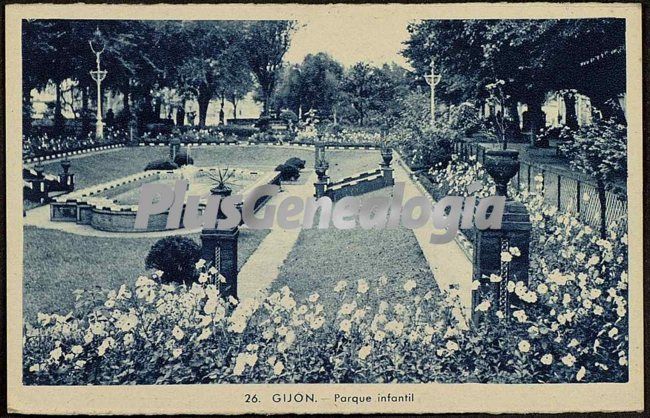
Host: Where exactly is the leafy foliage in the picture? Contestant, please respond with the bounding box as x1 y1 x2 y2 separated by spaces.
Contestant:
144 237 201 284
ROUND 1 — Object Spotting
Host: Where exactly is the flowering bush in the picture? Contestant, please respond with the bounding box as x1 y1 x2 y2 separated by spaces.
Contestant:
22 128 129 159
23 153 628 385
425 155 629 382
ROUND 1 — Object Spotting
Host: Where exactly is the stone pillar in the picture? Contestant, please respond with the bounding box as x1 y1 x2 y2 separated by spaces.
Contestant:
200 226 239 300
169 137 181 160
471 149 531 324
314 160 329 198
59 158 74 192
200 186 239 300
380 147 394 186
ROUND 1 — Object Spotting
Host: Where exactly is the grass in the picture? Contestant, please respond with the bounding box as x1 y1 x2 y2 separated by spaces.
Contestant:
23 145 388 320
27 145 381 191
23 226 270 322
270 188 442 316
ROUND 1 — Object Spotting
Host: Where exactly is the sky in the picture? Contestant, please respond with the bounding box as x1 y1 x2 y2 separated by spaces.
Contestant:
284 14 416 69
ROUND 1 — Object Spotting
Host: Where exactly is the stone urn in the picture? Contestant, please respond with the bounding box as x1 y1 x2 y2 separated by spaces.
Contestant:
483 149 519 198
315 160 329 182
60 158 71 175
210 185 233 221
34 162 45 178
381 147 393 166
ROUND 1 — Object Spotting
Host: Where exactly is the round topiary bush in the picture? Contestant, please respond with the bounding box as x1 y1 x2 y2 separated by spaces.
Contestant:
145 236 202 284
285 157 306 169
174 149 194 166
145 159 179 171
274 163 300 181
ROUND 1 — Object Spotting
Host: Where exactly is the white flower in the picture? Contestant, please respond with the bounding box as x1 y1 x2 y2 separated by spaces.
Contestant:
195 259 206 269
500 252 513 262
518 340 531 353
509 246 521 257
379 275 388 286
339 319 352 333
123 333 135 347
540 354 553 365
198 273 209 284
445 340 459 352
273 361 285 375
513 310 528 323
374 330 386 342
228 296 239 306
489 274 502 283
310 316 325 330
334 280 347 292
619 356 628 366
172 348 183 358
357 279 369 294
71 345 83 355
475 300 491 312
536 283 548 294
197 328 211 342
208 266 218 275
576 366 586 381
358 345 372 360
608 327 619 338
561 353 576 367
172 325 185 341
471 280 480 290
49 347 63 362
308 293 320 303
403 279 417 292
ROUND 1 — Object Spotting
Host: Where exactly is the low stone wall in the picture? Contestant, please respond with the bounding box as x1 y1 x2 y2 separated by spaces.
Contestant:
49 168 281 232
327 172 386 202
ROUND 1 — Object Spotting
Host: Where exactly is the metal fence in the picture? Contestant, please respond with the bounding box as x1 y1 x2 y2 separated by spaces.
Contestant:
454 142 628 235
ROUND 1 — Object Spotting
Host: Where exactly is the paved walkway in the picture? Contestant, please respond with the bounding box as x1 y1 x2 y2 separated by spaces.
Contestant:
237 173 317 300
392 155 474 319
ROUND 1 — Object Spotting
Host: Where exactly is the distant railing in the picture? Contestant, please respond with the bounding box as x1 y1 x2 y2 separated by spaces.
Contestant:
453 142 628 234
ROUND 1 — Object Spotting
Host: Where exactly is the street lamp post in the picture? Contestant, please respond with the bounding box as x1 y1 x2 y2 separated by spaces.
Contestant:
89 28 108 140
424 57 442 126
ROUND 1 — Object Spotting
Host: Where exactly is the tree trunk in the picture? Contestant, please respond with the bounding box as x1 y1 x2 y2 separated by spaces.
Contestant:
198 93 211 128
176 99 185 126
564 93 579 130
54 81 64 133
219 94 225 125
232 99 238 120
527 94 546 147
23 83 32 137
597 179 607 239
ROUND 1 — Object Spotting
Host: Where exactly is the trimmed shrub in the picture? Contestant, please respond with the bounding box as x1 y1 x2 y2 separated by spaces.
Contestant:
274 164 300 181
174 149 194 166
144 159 178 171
285 157 306 169
255 116 272 132
145 236 202 284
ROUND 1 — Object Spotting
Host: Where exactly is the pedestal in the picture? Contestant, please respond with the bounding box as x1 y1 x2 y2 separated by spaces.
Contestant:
200 226 239 300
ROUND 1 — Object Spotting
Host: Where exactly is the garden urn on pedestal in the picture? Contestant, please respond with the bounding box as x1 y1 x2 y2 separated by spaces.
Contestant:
380 147 394 186
59 158 74 192
169 137 181 161
200 185 239 300
314 160 329 198
471 149 532 324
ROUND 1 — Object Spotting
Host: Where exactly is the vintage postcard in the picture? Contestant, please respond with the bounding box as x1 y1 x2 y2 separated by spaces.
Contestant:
5 2 643 415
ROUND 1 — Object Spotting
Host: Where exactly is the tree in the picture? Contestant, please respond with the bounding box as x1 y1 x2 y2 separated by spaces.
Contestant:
273 52 344 120
243 21 296 116
402 19 627 139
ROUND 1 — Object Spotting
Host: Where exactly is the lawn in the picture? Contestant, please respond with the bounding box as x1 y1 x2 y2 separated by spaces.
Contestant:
22 226 270 322
27 145 381 191
270 188 443 317
22 145 386 320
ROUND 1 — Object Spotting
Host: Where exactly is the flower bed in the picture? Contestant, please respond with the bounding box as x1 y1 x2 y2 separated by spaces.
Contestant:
24 153 628 385
23 129 129 160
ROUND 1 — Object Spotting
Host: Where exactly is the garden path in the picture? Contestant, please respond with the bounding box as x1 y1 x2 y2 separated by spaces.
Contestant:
392 154 474 319
237 172 317 301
